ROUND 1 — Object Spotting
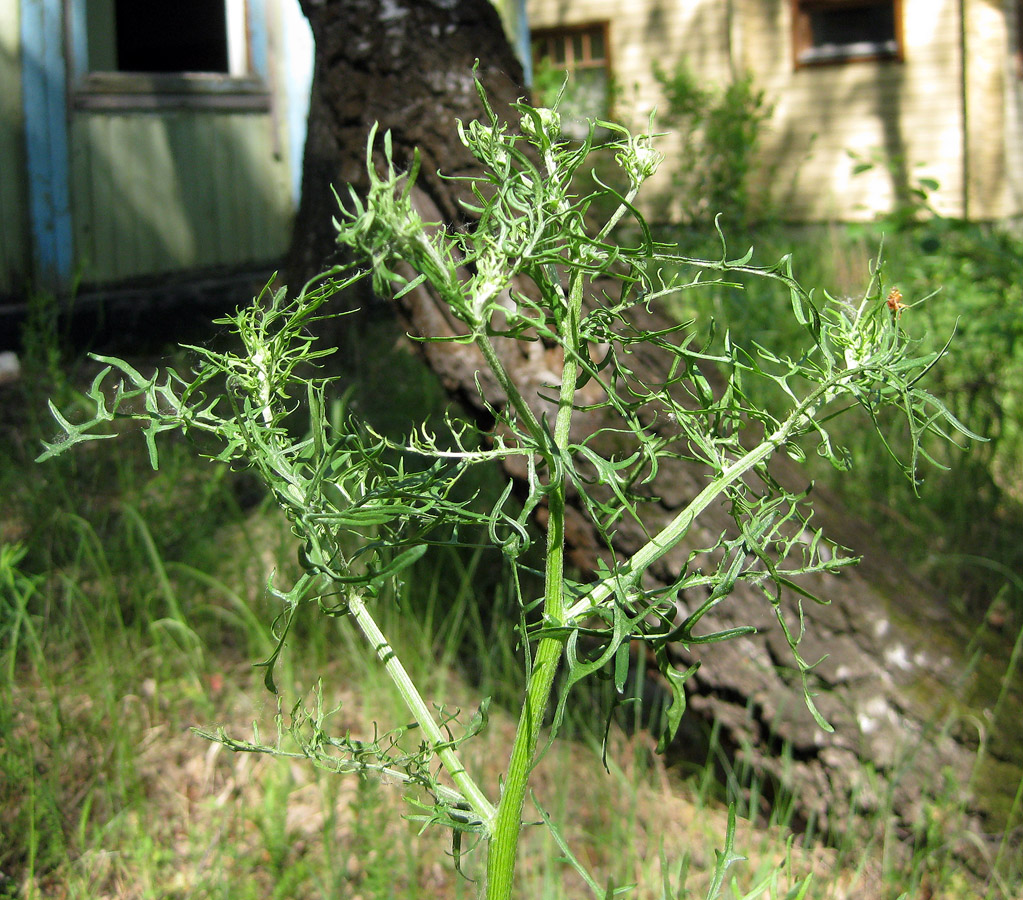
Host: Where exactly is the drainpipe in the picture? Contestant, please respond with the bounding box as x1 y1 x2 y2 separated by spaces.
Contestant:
516 0 532 86
959 0 970 219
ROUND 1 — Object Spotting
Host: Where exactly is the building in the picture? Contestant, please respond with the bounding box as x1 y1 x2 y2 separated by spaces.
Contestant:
0 0 313 304
527 0 1023 222
4 0 1020 317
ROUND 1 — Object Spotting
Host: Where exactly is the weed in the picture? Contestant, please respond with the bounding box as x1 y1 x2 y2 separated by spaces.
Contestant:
653 60 774 230
38 80 972 898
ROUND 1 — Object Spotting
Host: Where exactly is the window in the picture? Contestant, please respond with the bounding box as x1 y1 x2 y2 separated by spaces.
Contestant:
72 0 265 109
112 1 229 73
531 23 611 139
84 0 249 74
792 1 902 66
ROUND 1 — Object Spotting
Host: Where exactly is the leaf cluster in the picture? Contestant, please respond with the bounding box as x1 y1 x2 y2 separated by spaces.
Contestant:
37 77 976 896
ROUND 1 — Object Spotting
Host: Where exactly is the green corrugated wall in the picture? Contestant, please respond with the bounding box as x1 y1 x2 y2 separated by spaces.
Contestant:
69 109 293 284
0 0 30 295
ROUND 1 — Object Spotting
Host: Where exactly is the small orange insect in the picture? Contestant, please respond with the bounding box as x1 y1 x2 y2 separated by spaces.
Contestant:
886 287 906 317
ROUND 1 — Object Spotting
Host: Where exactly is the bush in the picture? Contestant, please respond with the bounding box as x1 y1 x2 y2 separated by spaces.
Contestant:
653 60 774 230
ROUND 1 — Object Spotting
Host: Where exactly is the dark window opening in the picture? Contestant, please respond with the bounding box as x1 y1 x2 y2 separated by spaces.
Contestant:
793 1 901 66
113 0 229 73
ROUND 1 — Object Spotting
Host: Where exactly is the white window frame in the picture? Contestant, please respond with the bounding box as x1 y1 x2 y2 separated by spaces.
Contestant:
67 0 271 111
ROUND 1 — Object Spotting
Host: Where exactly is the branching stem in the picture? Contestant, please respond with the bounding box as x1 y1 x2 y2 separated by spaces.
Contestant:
347 591 496 829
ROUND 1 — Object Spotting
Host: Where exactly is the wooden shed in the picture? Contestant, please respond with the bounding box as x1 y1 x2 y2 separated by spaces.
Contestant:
0 0 313 303
526 0 1023 222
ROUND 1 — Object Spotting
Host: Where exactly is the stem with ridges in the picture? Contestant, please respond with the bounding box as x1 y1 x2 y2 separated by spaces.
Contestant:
563 374 851 622
347 590 496 829
485 271 584 900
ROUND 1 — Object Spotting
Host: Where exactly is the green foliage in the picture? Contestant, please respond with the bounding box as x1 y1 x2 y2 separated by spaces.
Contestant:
848 148 941 229
653 60 774 230
38 80 971 898
866 219 1023 615
531 57 618 144
704 214 1023 619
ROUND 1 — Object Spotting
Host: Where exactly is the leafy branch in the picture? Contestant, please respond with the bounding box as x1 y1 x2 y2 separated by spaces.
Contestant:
39 78 972 899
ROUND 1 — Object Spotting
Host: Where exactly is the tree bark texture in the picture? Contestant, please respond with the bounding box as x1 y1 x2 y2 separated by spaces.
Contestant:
286 0 1022 875
286 0 524 289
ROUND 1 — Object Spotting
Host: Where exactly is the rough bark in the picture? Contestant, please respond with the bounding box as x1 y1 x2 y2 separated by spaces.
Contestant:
286 0 524 289
286 0 1022 873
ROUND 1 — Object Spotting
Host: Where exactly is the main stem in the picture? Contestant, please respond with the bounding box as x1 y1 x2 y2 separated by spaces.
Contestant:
485 274 584 900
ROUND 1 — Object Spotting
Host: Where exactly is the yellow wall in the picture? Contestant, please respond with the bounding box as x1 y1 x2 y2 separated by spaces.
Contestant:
741 0 964 220
527 0 733 217
528 0 1019 221
964 0 1023 220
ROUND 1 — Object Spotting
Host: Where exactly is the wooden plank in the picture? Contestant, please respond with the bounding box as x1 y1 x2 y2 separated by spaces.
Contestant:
68 107 292 282
168 112 217 269
68 116 97 283
238 114 289 261
20 0 74 288
87 115 119 281
0 0 29 294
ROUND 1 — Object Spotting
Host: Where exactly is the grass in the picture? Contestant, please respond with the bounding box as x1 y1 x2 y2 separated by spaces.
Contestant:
664 216 1023 621
2 263 1021 898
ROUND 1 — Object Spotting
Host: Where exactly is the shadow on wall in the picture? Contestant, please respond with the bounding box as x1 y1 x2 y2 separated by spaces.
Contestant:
68 106 294 287
763 0 962 223
765 63 943 222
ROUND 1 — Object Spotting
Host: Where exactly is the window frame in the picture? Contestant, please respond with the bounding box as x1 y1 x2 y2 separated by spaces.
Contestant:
530 21 613 122
791 0 904 69
66 0 271 112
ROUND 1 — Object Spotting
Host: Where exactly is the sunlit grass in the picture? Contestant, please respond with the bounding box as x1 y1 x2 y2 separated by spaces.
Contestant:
3 291 1021 898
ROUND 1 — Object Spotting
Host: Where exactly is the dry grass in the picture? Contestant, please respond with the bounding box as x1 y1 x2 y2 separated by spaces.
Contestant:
4 589 848 900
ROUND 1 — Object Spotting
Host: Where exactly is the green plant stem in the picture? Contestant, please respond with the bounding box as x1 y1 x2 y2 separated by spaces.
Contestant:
564 377 840 622
485 274 584 900
346 590 496 828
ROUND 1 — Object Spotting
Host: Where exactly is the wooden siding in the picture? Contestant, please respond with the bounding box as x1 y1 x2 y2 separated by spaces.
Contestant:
68 109 293 284
739 0 964 220
1007 1 1023 217
964 0 1022 220
527 0 733 213
0 0 29 294
528 0 983 222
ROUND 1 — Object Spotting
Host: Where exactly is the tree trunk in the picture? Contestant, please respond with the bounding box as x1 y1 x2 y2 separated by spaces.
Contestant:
286 0 524 289
286 0 1022 876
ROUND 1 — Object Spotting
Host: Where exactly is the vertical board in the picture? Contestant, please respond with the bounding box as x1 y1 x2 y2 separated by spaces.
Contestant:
963 0 1012 218
20 0 74 288
1005 2 1023 217
68 109 293 284
0 0 30 295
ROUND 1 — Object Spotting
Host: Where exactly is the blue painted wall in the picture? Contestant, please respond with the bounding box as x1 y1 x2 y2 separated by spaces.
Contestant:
20 0 73 290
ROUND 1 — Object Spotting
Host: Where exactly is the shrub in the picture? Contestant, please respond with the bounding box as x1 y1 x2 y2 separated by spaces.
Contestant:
38 79 969 898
